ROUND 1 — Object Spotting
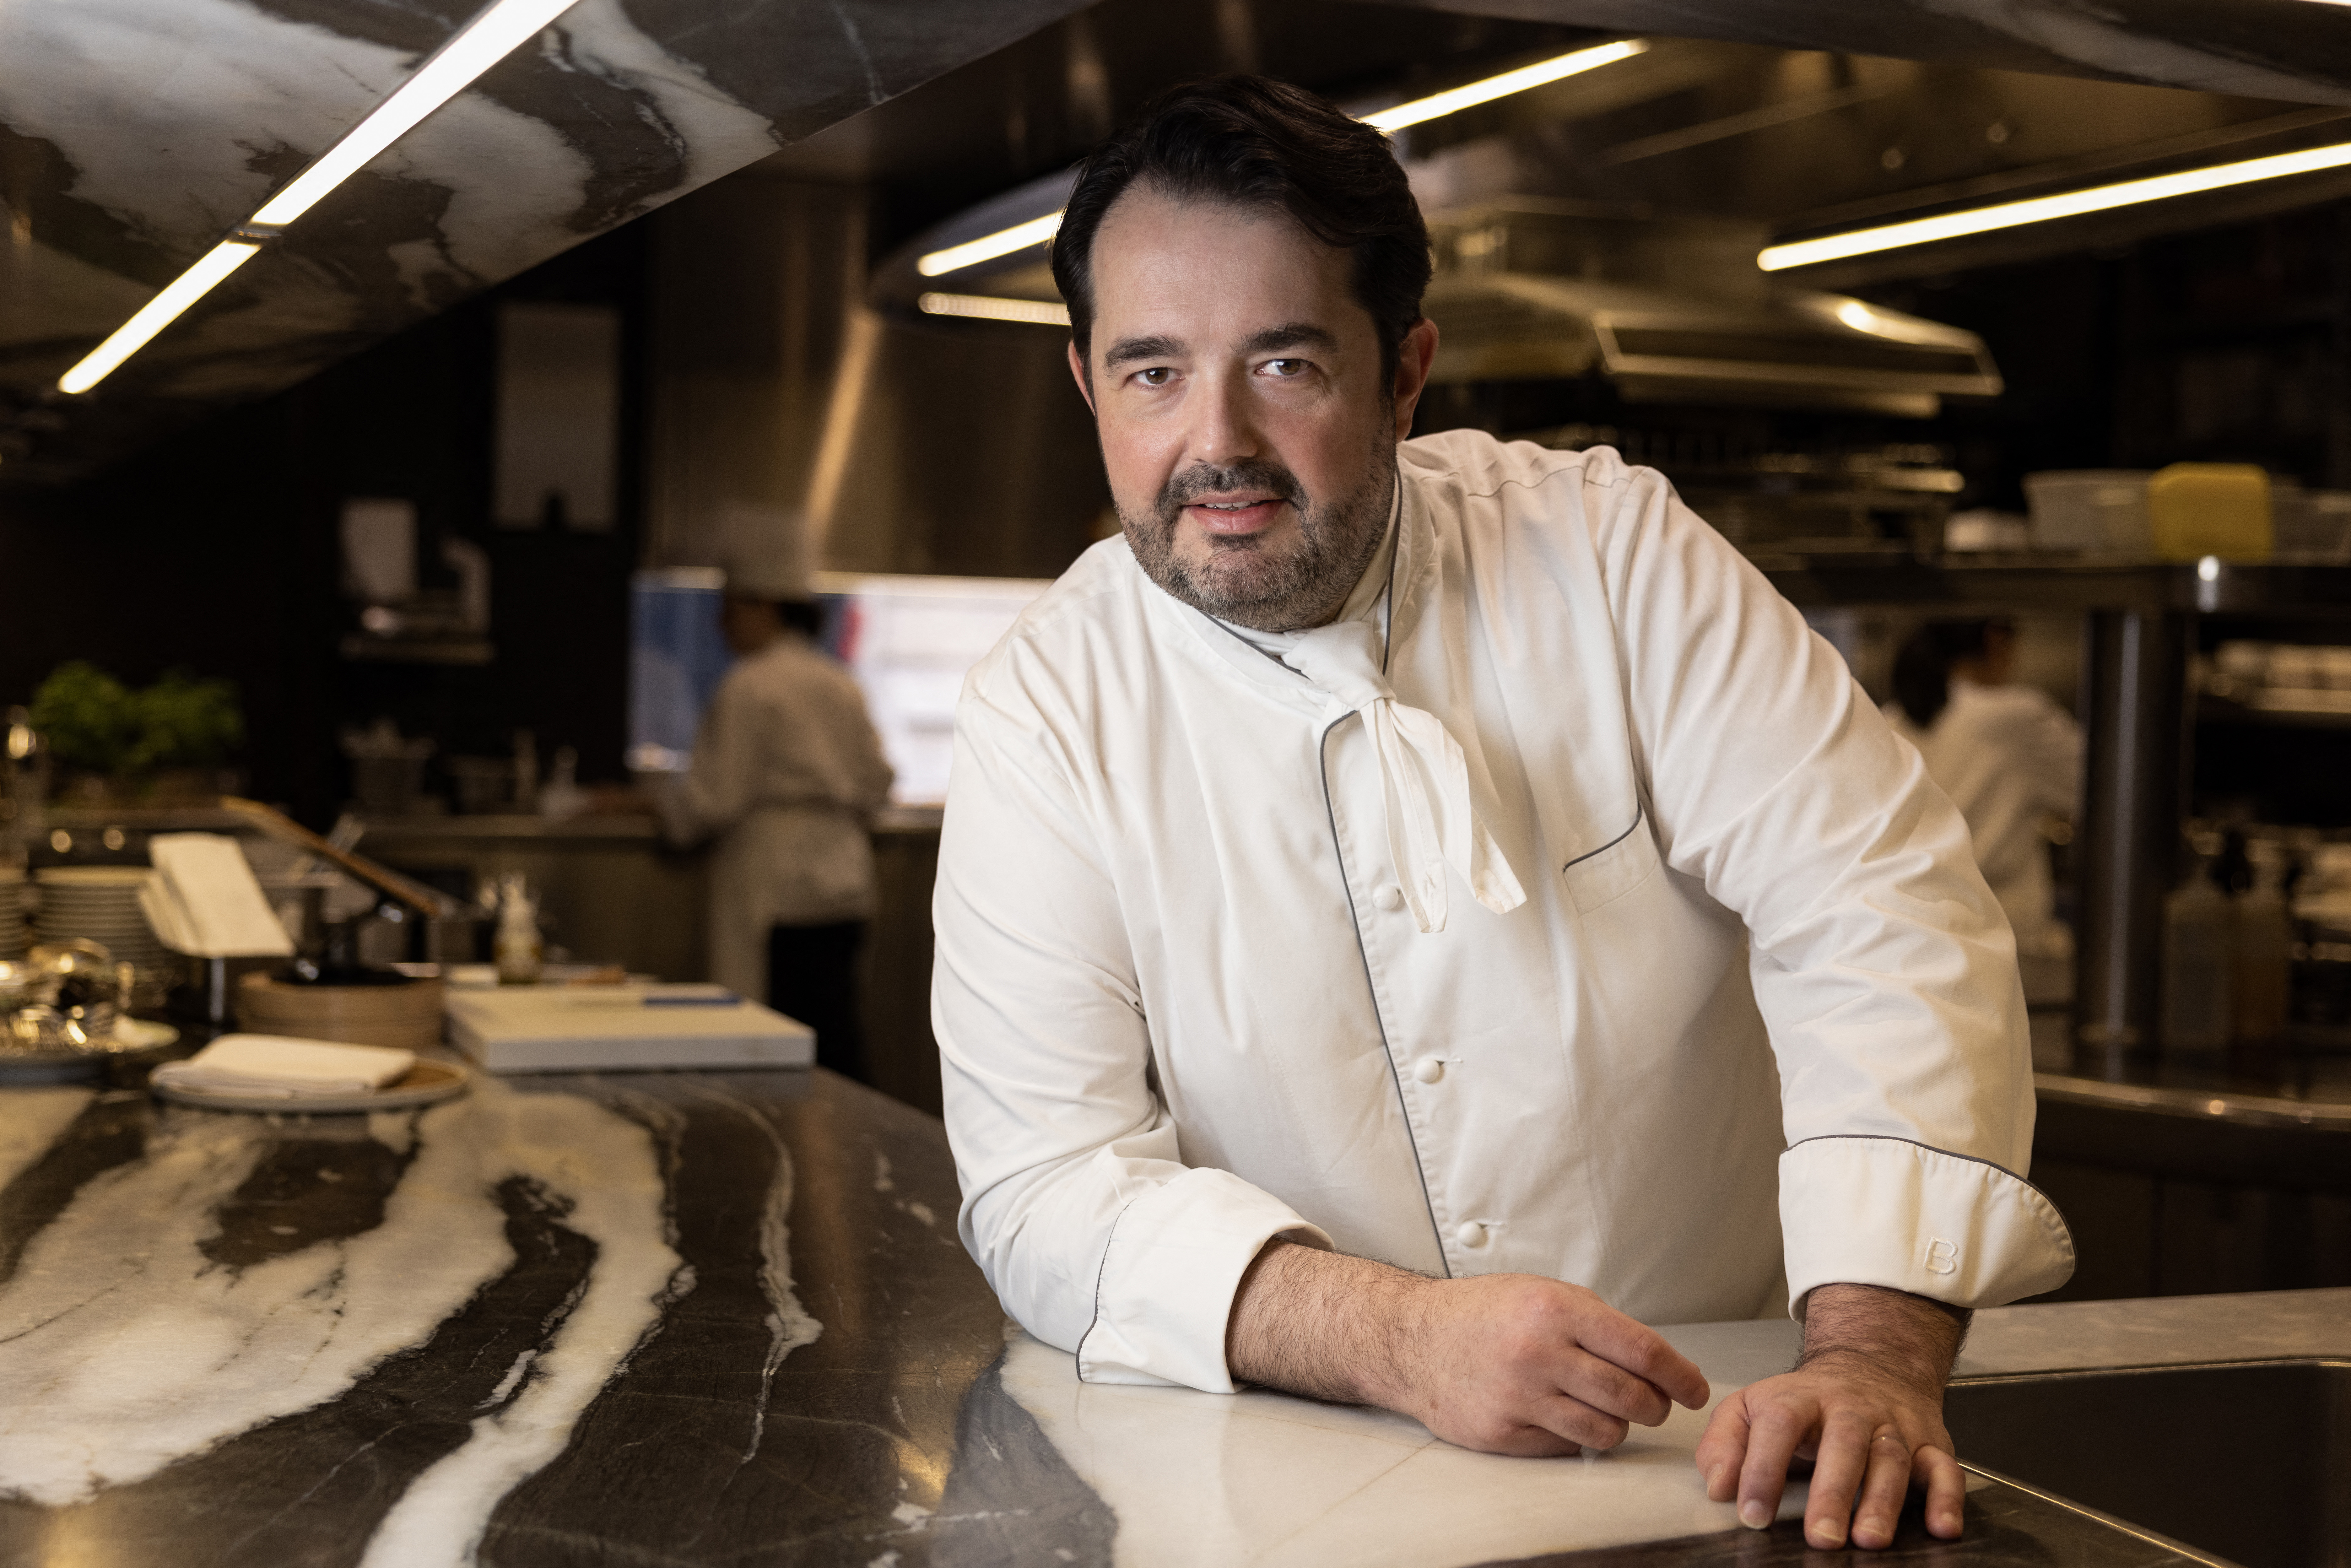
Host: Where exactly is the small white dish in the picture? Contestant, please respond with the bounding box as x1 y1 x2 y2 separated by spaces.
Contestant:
150 1057 472 1114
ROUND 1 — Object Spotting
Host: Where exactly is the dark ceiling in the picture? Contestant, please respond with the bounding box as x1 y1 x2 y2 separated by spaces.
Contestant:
12 0 2351 488
755 0 1596 255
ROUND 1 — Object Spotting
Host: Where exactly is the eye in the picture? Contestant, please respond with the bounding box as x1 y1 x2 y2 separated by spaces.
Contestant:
1261 358 1311 378
1133 367 1174 387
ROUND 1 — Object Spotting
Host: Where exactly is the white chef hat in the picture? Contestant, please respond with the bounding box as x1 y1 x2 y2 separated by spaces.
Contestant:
716 502 812 600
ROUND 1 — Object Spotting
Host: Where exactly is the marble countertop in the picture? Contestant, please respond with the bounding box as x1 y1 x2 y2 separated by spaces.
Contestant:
0 1067 2338 1567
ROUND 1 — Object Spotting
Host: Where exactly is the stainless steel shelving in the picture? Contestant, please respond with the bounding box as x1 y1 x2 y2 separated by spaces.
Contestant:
1762 555 2351 1066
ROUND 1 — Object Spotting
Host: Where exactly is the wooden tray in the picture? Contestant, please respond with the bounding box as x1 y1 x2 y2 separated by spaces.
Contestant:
236 972 445 1050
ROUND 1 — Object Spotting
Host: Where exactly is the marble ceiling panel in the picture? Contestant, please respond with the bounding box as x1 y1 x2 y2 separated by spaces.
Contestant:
0 0 1092 481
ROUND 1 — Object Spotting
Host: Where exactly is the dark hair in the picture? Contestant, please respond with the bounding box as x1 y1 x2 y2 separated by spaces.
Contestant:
777 598 825 639
1892 618 2009 729
1051 75 1432 384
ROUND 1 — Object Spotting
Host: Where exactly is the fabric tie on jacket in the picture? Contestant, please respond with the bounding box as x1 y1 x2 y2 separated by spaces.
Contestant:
1286 617 1526 933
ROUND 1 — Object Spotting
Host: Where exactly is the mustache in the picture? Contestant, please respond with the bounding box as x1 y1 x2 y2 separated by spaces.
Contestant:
1156 459 1306 520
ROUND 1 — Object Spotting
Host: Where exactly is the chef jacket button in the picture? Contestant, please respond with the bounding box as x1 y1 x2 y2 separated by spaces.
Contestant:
1412 1057 1445 1084
1373 883 1405 912
1455 1220 1487 1248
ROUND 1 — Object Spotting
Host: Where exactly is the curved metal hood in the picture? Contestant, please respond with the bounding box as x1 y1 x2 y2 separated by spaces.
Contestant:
1421 203 2001 417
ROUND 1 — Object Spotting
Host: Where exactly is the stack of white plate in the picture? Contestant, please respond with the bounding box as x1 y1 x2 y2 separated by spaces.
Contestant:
33 866 166 972
0 870 25 958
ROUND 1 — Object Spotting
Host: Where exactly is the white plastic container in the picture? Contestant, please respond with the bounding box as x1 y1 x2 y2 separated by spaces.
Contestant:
2161 857 2233 1055
2276 489 2351 562
2023 470 2152 553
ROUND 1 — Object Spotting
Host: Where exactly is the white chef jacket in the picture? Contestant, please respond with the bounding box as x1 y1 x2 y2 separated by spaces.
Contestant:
657 633 894 1002
1884 680 2082 958
935 431 2074 1394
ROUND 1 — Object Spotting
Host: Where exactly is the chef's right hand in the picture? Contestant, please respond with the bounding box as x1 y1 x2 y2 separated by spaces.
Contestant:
1227 1241 1710 1456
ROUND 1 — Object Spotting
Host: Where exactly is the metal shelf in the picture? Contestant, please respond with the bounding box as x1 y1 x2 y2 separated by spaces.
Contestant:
2198 695 2351 729
1759 554 2351 614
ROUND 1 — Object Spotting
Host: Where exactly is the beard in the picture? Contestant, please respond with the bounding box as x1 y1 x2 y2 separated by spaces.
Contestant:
1119 437 1397 634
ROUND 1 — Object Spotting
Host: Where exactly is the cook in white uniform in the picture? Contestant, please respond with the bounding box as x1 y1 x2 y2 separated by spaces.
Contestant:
936 77 2072 1553
658 574 892 1076
1883 619 2083 998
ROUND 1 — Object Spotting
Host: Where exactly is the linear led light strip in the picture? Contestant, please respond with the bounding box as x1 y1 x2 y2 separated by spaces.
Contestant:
1761 139 2351 271
914 39 1649 282
917 292 1071 326
58 0 584 395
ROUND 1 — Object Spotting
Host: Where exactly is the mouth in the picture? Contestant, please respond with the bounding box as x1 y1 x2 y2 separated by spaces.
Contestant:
1183 496 1289 536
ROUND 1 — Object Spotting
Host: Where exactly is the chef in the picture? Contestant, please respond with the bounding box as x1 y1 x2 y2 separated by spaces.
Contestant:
934 76 2073 1552
1884 618 2083 1003
655 534 893 1077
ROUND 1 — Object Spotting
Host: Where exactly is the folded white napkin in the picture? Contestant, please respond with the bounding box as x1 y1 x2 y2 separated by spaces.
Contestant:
146 835 296 959
151 1034 417 1099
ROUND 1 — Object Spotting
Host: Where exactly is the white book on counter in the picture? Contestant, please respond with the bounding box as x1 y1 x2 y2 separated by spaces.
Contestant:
444 984 814 1073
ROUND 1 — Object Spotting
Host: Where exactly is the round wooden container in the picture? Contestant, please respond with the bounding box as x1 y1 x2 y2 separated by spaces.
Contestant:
235 971 445 1050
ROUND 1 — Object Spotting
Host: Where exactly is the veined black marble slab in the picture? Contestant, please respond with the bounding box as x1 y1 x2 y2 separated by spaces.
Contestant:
0 0 1091 481
0 1069 1090 1567
0 1071 2309 1567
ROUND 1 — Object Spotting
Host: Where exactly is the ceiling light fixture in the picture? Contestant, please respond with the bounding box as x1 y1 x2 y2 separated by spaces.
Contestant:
1759 138 2351 271
1359 39 1649 132
57 239 266 395
57 0 584 395
918 292 1072 327
914 41 1647 281
916 213 1068 279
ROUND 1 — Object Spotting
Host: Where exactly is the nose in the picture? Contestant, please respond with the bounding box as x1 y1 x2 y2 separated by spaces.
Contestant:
1186 360 1262 470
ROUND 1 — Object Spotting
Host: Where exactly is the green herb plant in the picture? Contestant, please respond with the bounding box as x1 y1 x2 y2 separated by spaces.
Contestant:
27 662 244 785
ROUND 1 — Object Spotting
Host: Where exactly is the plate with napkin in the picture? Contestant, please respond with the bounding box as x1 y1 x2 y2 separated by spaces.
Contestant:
149 1034 470 1113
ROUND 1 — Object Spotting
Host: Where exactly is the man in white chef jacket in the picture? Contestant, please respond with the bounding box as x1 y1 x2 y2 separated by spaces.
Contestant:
934 77 2073 1552
655 548 894 1075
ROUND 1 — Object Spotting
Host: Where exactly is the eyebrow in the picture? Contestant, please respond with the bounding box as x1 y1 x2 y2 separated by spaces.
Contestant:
1099 321 1342 369
1103 334 1182 369
1240 322 1339 355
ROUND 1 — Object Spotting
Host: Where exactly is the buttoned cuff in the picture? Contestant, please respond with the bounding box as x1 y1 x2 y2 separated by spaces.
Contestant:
1779 1135 2074 1318
1075 1167 1333 1392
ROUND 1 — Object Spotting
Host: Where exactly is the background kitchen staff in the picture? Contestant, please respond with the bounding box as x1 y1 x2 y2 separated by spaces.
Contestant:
1884 618 2083 1003
934 76 2073 1556
655 559 892 1077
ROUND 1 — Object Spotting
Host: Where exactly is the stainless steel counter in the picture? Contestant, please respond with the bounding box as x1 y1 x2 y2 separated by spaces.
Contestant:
2024 1010 2351 1300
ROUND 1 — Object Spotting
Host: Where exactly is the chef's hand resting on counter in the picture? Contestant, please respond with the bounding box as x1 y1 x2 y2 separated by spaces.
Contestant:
1225 1240 1710 1457
1229 1245 1967 1550
1695 1283 1970 1550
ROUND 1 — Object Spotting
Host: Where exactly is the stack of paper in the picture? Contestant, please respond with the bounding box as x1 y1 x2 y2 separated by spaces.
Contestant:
445 985 814 1073
141 834 296 959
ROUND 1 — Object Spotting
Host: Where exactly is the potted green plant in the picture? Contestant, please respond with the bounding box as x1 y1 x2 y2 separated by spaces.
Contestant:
27 663 245 805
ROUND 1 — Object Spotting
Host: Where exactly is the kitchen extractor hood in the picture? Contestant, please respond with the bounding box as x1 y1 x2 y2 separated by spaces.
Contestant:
874 192 2000 419
1420 202 2001 417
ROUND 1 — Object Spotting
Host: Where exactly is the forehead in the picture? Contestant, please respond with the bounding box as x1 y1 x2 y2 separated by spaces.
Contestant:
1086 185 1366 343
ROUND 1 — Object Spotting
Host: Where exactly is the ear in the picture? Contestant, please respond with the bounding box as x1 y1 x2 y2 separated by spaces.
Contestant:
1389 317 1440 441
1067 339 1097 414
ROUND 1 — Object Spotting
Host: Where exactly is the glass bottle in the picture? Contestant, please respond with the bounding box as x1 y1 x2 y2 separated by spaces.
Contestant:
2161 835 2233 1056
